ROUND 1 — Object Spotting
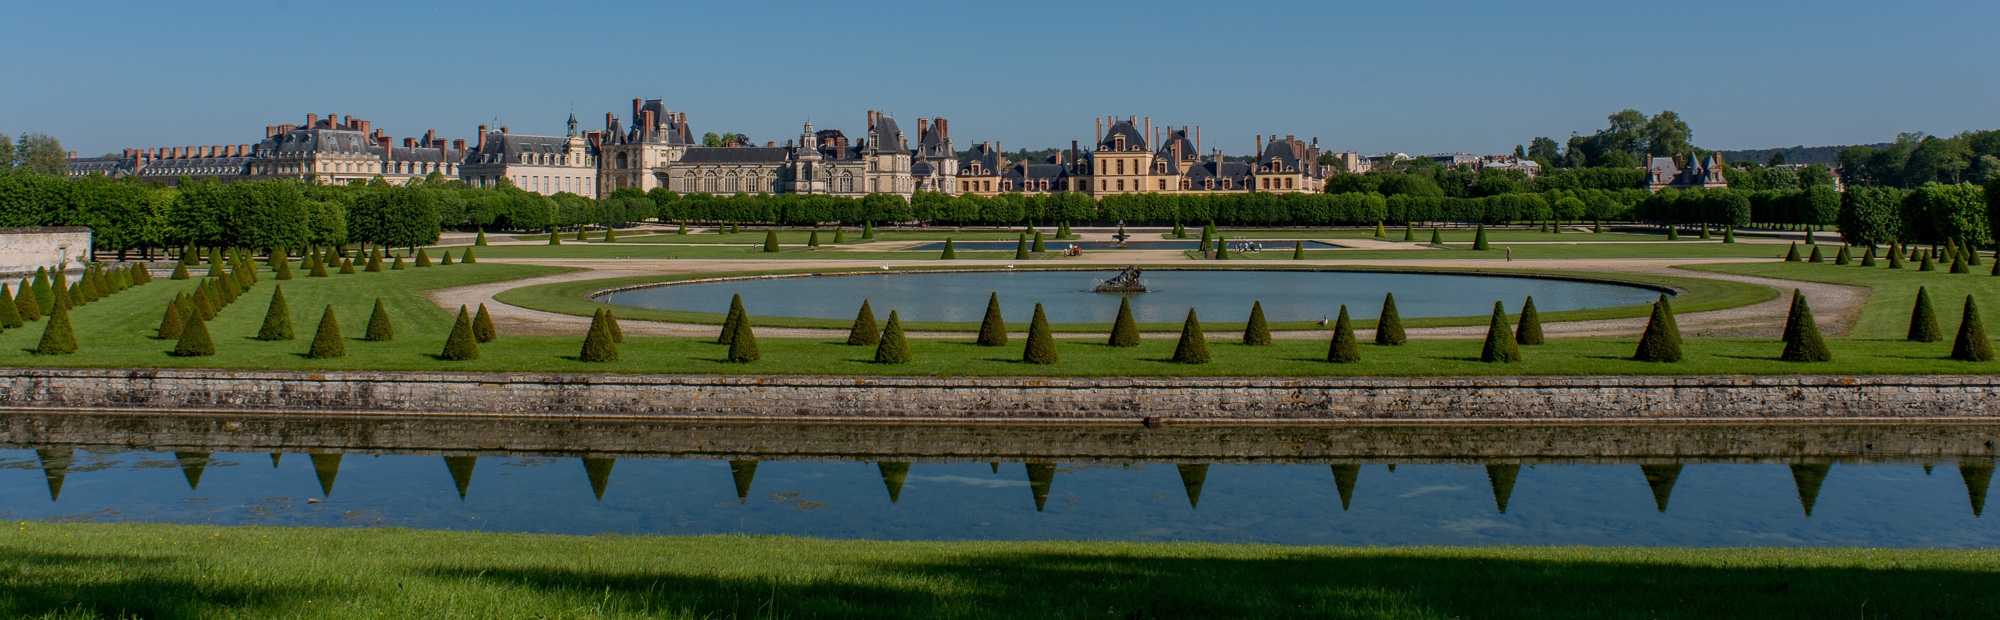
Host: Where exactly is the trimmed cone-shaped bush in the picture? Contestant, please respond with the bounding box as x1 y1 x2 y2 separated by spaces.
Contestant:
1666 227 1679 241
391 255 406 270
416 249 432 267
1326 305 1361 363
171 311 215 357
439 306 480 361
0 284 19 329
976 292 1007 346
1950 254 1969 273
363 298 393 341
874 310 912 364
461 247 477 264
1013 235 1030 260
1428 229 1443 245
728 222 739 234
1780 290 1832 362
35 302 77 355
439 251 453 266
1889 245 1905 269
476 230 488 246
1515 296 1544 345
1403 224 1415 241
1032 231 1045 253
1860 246 1877 267
1919 254 1936 271
940 238 957 260
462 303 493 344
188 287 216 321
274 256 294 280
1374 222 1387 237
846 300 880 346
834 228 846 244
1471 224 1489 250
1243 301 1272 345
1375 292 1406 345
171 262 190 280
1969 245 1983 266
1723 227 1735 243
1784 243 1800 261
718 294 745 345
574 226 587 242
862 221 875 238
1804 230 1816 245
604 309 623 343
156 298 184 340
1807 245 1823 263
1909 286 1943 342
763 230 780 252
1292 241 1304 259
1108 297 1140 347
366 249 383 272
804 230 818 247
1633 295 1683 362
31 268 52 314
1834 245 1851 265
1479 301 1522 363
1171 308 1211 364
726 310 760 363
306 305 345 359
256 285 294 341
14 279 37 322
579 309 619 362
1951 296 1994 362
604 228 618 243
1022 303 1057 365
1059 221 1071 238
339 258 356 274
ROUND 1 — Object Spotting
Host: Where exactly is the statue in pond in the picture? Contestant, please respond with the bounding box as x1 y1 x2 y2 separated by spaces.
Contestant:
1095 266 1148 293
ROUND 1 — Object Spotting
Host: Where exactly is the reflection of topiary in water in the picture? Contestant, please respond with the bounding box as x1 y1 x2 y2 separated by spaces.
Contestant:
846 300 879 346
1022 303 1057 365
976 292 1007 346
1107 297 1140 347
1171 308 1210 364
874 310 911 364
1242 301 1272 345
1326 305 1360 363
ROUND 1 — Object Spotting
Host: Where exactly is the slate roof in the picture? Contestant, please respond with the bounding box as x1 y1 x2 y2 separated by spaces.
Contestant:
958 143 1001 175
911 161 936 176
1260 140 1301 172
870 116 907 152
1098 119 1147 151
386 146 464 164
258 129 373 157
679 147 791 163
467 134 571 164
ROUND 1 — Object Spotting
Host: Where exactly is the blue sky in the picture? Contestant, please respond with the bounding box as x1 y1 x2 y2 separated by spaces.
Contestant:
6 0 1996 158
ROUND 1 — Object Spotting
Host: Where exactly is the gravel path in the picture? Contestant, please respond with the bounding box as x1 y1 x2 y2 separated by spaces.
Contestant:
425 257 1867 340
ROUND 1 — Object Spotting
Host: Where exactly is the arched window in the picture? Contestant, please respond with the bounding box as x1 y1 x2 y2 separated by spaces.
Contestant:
616 153 628 169
681 171 694 192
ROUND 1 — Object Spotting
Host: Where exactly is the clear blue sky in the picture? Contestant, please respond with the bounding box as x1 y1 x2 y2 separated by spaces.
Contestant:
6 0 1996 158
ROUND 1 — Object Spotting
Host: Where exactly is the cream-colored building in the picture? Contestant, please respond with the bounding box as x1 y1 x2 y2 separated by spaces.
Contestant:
461 115 599 197
593 98 937 198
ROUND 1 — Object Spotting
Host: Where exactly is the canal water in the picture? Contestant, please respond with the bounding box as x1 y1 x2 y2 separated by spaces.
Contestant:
2 415 1993 548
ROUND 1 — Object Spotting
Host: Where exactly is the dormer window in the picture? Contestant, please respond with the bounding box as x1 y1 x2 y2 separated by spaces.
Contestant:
1114 136 1125 151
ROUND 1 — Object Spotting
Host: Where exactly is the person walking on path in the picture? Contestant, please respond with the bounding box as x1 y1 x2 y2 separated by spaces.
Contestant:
1505 247 1513 261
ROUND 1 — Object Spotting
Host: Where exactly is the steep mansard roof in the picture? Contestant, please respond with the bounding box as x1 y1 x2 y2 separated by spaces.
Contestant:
958 143 1002 175
1098 119 1147 151
679 147 791 163
870 116 907 152
468 134 571 163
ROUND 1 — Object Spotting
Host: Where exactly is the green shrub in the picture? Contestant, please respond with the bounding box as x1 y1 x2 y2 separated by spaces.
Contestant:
1860 246 1876 267
1804 230 1816 245
1951 295 1994 362
416 249 432 267
1723 228 1735 243
1950 254 1969 273
439 251 453 266
1515 296 1544 345
1920 253 1936 271
476 230 488 246
156 298 184 340
1472 224 1489 250
763 230 780 252
976 292 1008 346
1373 222 1387 237
1428 229 1442 245
473 304 496 343
1666 227 1679 241
727 309 759 363
170 263 189 280
256 285 294 341
1032 231 1045 253
0 284 20 328
874 310 912 364
35 302 76 355
366 248 384 272
1013 235 1029 260
1479 301 1521 363
391 255 406 270
549 229 562 246
1108 297 1140 347
1593 221 1603 233
1697 226 1709 239
1909 286 1943 342
1199 226 1212 249
1969 246 1984 266
1888 243 1905 269
206 248 225 277
363 298 393 341
274 257 294 280
719 294 745 344
1292 241 1304 259
1058 221 1070 238
306 305 345 359
170 312 215 357
1833 245 1851 265
1373 292 1407 345
188 287 216 321
604 228 618 242
1171 308 1210 364
1784 243 1801 261
338 258 356 274
1403 224 1414 241
579 309 619 363
729 222 739 234
77 273 99 302
804 230 818 248
1242 301 1272 345
1326 305 1360 363
846 300 879 345
432 306 478 361
1022 303 1057 364
862 221 875 238
604 309 623 343
834 228 846 244
1807 245 1823 263
31 268 52 314
1780 290 1832 362
574 227 587 242
1632 295 1683 362
940 238 957 260
14 279 37 322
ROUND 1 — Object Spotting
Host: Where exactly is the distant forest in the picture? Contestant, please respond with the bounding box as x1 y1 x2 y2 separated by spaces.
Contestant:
1716 143 1892 166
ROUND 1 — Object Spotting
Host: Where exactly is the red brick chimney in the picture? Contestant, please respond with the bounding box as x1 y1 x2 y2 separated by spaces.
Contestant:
306 113 318 127
500 126 508 134
632 98 642 120
404 138 417 148
378 135 392 155
452 139 465 151
267 126 277 138
358 120 371 135
476 125 487 151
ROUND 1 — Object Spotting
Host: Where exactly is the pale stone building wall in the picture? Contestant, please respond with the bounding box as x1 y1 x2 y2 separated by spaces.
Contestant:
0 227 91 277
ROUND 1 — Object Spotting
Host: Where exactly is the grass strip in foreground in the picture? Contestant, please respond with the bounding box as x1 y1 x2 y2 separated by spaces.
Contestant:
2 523 1994 620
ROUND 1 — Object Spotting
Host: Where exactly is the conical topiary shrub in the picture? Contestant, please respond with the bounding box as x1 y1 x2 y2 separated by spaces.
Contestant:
1968 244 1983 266
35 301 77 355
1375 292 1406 345
171 312 215 357
1059 221 1071 238
188 287 216 321
1013 234 1029 260
1108 297 1140 347
579 309 619 362
1171 308 1210 364
1666 226 1679 241
1919 253 1936 272
604 227 618 243
1243 301 1272 345
1951 253 1969 274
1834 245 1851 265
718 294 745 345
439 251 453 266
1022 303 1057 365
1292 241 1304 259
1784 243 1801 261
1860 246 1877 267
1804 230 1816 245
862 221 875 239
1374 222 1387 237
439 306 480 361
1032 231 1045 253
940 238 957 260
1429 229 1443 246
13 279 37 322
976 292 1007 346
846 300 879 346
391 255 406 270
1633 295 1682 362
729 222 739 234
256 285 294 341
1780 290 1832 362
1951 295 1994 362
604 309 623 343
156 298 184 340
1909 286 1943 342
834 228 847 244
366 248 383 272
1326 304 1360 363
1479 301 1521 363
363 298 393 341
476 230 488 246
0 284 20 329
763 230 780 252
339 258 356 274
1889 244 1905 269
1404 223 1415 241
1515 296 1544 345
473 304 496 342
1807 245 1823 263
461 247 476 264
1723 227 1735 243
306 305 344 359
1472 224 1489 250
171 262 190 280
874 310 911 364
726 309 759 363
416 249 432 267
274 256 294 280
806 230 819 248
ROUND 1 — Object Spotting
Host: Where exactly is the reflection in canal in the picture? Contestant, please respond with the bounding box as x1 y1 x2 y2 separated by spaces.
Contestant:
1 412 1995 547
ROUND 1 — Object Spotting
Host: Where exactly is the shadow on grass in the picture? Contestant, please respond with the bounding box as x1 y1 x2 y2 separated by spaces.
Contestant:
413 550 2000 620
0 550 326 619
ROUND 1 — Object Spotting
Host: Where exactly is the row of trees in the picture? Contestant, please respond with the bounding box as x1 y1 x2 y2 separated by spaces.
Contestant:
1837 131 2000 189
0 132 68 177
1518 109 1698 171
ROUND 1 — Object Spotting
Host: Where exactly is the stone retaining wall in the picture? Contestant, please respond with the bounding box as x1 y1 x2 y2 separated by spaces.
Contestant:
0 227 91 277
0 368 1994 421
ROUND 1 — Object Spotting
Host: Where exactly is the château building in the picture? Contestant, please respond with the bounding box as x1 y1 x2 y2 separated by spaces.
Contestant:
462 115 599 197
956 116 1329 197
1646 154 1728 192
593 98 934 198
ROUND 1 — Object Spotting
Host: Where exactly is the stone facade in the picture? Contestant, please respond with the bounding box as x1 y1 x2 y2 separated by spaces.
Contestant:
0 227 92 277
460 120 599 198
2 368 1996 422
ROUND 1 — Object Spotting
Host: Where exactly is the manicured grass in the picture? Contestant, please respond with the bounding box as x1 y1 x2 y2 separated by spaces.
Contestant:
1177 228 1679 243
1301 243 1792 260
493 265 1771 333
3 522 1995 620
1693 260 2000 339
449 244 1021 260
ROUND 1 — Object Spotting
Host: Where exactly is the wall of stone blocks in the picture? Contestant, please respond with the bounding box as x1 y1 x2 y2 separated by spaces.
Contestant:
0 228 92 277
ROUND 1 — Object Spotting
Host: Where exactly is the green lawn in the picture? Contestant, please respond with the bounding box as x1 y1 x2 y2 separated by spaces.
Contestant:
451 244 1022 260
1693 259 2000 339
2 522 1994 620
1173 228 1681 243
1297 243 1792 261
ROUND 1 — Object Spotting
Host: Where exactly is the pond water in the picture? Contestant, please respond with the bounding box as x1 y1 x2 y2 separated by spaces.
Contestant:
901 241 1341 251
599 269 1665 323
3 414 1994 547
